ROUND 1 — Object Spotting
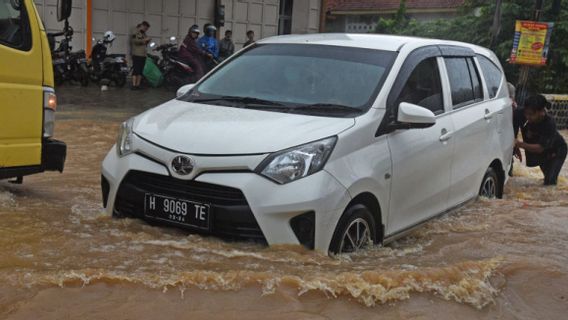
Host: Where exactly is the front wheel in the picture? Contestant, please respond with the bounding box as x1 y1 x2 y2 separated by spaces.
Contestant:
79 67 89 86
329 204 376 255
114 74 127 87
479 167 501 199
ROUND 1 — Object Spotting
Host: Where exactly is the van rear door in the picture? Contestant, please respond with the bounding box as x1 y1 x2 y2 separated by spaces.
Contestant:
0 0 44 169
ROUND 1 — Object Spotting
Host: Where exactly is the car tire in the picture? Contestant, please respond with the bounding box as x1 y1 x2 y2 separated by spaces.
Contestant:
329 204 376 255
479 167 501 199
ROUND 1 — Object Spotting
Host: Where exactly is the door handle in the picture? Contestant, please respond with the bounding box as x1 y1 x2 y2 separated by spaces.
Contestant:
439 128 453 142
484 109 493 120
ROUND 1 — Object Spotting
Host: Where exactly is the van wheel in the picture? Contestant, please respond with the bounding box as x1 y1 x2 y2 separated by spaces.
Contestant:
329 204 376 255
479 167 500 199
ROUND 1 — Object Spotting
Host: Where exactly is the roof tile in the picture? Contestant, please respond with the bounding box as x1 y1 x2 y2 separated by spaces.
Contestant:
327 0 465 12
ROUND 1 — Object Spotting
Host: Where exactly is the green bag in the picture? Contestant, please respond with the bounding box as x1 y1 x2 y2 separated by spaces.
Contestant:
143 57 163 87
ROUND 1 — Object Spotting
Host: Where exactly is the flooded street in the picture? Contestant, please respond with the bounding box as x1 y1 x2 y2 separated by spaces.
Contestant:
1 86 567 319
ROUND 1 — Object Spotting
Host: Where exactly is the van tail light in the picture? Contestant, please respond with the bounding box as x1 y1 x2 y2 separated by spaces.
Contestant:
43 88 57 138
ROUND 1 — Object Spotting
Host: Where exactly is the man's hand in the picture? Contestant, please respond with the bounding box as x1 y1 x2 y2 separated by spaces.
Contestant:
514 147 523 161
207 53 213 59
515 139 523 149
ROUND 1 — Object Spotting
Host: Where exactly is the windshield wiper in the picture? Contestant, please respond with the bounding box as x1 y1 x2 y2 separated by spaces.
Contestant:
291 103 363 113
190 96 284 106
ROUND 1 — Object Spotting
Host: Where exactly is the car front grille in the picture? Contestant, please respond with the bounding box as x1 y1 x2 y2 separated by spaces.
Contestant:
114 170 266 241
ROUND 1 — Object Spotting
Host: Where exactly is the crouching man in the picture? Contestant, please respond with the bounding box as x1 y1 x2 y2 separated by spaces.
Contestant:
515 94 567 185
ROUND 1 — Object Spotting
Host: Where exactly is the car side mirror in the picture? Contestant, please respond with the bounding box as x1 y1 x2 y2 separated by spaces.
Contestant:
57 0 72 22
176 84 195 98
396 102 436 129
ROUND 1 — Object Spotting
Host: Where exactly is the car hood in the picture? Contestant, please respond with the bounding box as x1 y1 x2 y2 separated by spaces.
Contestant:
133 100 356 155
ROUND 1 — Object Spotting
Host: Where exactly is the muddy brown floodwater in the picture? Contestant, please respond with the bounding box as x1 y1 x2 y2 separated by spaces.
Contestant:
1 86 567 319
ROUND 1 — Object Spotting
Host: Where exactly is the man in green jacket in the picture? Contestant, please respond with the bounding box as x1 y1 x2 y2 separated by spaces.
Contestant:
130 21 150 90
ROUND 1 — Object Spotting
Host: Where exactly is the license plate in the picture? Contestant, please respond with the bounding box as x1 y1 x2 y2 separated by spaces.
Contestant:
144 194 210 230
121 67 129 72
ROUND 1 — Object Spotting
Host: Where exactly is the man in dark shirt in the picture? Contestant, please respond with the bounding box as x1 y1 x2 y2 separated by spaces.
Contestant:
219 30 235 61
243 30 255 48
515 94 567 185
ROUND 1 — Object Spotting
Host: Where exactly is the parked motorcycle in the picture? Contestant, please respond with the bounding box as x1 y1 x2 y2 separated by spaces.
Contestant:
89 31 129 87
149 37 197 90
47 25 89 86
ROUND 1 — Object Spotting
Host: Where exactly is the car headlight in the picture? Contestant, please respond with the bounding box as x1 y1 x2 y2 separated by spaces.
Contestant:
117 118 135 157
256 137 337 184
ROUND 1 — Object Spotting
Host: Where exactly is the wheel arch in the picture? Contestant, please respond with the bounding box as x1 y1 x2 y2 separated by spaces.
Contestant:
345 192 384 244
489 158 505 198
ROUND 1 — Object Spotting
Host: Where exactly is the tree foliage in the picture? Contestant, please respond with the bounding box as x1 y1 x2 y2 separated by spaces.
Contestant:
375 0 568 93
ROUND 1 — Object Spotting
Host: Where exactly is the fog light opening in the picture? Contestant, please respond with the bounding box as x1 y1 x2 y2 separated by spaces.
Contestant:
290 211 315 250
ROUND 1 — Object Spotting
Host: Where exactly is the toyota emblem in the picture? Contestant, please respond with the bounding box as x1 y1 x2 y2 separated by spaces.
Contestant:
171 155 195 176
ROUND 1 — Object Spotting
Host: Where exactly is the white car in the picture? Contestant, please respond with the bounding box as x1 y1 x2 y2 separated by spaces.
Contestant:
101 34 514 254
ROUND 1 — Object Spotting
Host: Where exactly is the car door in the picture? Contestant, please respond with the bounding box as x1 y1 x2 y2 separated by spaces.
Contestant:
385 55 455 235
442 53 496 206
0 0 43 168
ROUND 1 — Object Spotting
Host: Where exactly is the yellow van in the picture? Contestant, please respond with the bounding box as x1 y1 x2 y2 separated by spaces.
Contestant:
0 0 68 183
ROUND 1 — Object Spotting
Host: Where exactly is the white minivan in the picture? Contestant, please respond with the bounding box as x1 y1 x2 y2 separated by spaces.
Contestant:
101 34 514 254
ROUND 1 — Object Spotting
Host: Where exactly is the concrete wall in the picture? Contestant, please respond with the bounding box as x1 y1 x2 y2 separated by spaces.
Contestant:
32 0 321 55
33 0 86 51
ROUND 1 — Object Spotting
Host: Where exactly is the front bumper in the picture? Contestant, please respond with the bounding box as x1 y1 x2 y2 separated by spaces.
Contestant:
101 144 351 253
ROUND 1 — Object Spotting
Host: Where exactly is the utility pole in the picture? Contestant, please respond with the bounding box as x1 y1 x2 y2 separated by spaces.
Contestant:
516 0 545 106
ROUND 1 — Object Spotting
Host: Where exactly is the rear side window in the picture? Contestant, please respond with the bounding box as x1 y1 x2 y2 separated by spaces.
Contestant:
444 57 483 108
395 57 444 115
477 55 503 98
467 58 483 101
0 0 31 50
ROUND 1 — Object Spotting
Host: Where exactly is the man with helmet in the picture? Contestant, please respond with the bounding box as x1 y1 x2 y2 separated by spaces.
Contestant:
198 24 219 71
178 25 211 82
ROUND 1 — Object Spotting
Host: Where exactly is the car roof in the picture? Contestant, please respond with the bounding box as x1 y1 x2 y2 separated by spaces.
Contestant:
259 33 495 58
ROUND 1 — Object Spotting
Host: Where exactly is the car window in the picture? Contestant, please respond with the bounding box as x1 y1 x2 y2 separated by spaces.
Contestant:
0 0 30 50
191 44 396 112
467 58 483 101
445 57 481 108
395 57 444 115
477 55 503 99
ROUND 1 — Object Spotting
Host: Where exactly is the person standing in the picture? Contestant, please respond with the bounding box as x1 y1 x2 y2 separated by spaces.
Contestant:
515 94 567 185
243 30 255 48
219 30 235 61
130 21 150 90
178 25 212 83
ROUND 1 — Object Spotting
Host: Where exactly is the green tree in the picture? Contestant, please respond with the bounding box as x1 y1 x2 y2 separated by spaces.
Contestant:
375 0 568 93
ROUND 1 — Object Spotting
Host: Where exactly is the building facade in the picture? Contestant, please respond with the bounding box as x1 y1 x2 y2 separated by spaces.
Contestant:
33 0 322 55
324 0 465 33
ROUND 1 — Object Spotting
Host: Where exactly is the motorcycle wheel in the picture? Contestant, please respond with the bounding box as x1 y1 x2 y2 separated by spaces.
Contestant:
79 69 89 87
163 72 180 91
114 74 127 88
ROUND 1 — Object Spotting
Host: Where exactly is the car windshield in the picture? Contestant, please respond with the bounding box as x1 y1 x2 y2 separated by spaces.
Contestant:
181 44 396 116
